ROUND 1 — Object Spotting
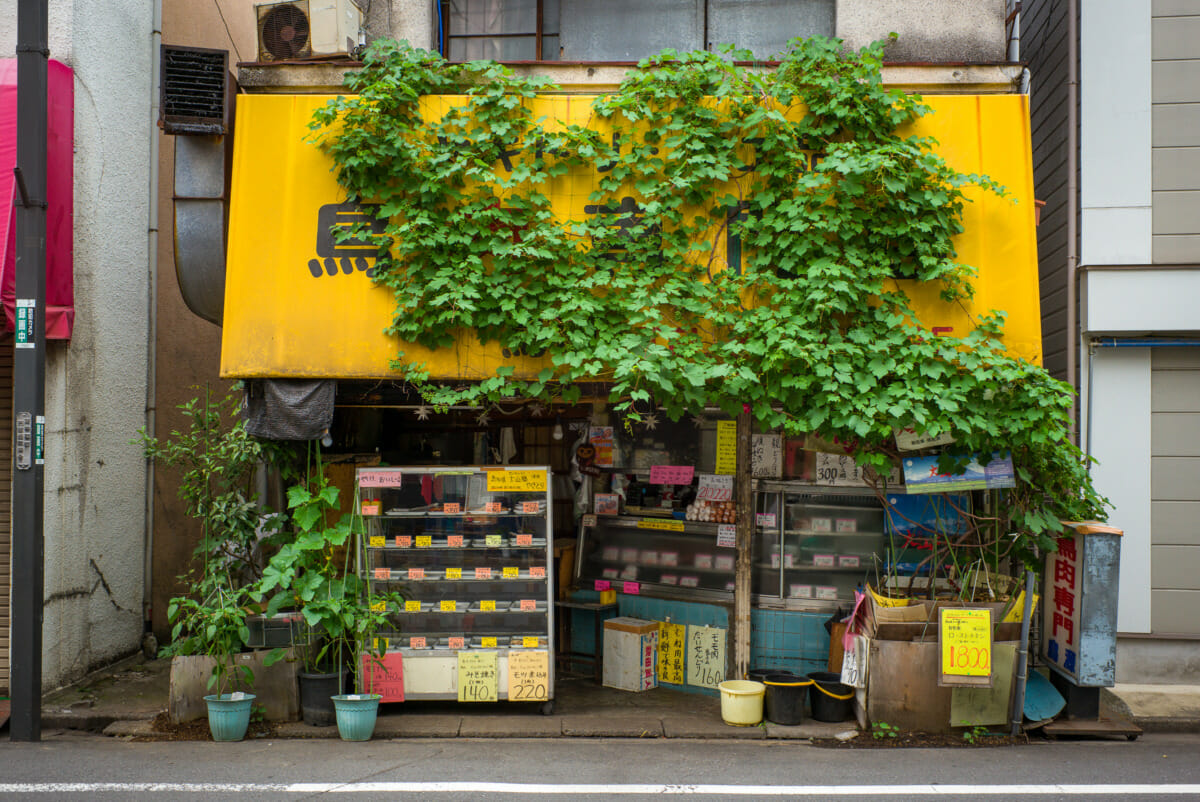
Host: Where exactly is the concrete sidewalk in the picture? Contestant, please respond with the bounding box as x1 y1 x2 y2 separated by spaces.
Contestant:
28 653 1200 740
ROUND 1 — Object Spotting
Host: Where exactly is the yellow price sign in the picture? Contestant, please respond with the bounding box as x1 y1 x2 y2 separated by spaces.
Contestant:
372 637 389 651
522 637 540 648
446 567 462 580
481 636 498 648
440 599 458 613
940 608 993 681
369 536 386 548
370 601 386 612
502 567 519 579
637 519 685 532
405 600 422 613
485 534 503 547
480 600 496 612
486 469 548 493
416 535 432 548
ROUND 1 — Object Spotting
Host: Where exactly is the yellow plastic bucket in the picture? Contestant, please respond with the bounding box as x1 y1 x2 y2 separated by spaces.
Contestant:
718 680 766 726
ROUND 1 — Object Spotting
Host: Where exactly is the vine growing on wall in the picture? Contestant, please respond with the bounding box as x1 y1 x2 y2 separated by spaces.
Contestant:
310 37 1106 565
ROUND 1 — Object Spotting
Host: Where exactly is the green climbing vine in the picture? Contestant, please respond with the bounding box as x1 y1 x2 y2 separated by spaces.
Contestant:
310 36 1107 564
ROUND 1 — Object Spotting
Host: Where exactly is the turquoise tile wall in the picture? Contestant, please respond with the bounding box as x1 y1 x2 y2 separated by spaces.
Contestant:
564 592 831 696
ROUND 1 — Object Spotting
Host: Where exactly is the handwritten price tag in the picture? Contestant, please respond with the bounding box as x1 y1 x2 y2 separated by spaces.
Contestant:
519 599 536 611
594 580 611 591
522 637 540 648
395 535 412 548
582 514 597 527
487 470 547 493
623 581 640 595
358 469 403 488
649 465 695 485
405 600 422 612
717 524 736 548
446 567 462 580
485 502 502 513
502 567 519 579
370 601 386 612
516 534 533 546
369 536 385 548
408 568 425 580
697 473 734 501
481 600 496 612
443 502 461 514
475 567 493 579
373 568 391 580
530 566 546 578
486 534 503 547
409 636 426 649
482 637 498 648
449 636 465 649
440 600 457 612
521 501 540 514
360 502 381 516
448 535 463 548
416 535 432 548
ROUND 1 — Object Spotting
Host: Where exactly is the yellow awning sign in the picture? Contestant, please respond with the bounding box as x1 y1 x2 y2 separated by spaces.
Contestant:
221 94 1041 379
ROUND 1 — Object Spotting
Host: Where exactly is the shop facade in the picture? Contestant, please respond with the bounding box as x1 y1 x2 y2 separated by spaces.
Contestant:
213 81 1043 698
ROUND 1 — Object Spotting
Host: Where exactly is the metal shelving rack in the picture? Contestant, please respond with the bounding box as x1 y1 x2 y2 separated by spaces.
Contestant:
356 465 555 712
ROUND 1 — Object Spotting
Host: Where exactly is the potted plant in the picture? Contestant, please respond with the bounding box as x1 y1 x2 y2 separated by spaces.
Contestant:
331 586 402 741
256 471 365 725
166 574 258 741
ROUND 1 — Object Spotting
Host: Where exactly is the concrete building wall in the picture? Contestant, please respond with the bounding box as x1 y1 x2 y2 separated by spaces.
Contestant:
836 0 1007 63
0 0 153 688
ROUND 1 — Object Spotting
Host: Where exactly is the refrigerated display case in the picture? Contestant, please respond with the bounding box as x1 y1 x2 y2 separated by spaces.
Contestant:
356 466 555 711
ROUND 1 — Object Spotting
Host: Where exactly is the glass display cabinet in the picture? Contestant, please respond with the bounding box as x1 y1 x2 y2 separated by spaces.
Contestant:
356 466 555 710
577 483 886 610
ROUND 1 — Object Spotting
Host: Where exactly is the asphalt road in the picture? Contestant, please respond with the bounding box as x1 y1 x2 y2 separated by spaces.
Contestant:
2 731 1199 801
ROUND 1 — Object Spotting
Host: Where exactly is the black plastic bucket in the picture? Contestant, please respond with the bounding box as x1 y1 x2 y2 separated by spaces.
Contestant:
807 671 854 722
299 670 348 726
747 668 782 683
763 673 811 725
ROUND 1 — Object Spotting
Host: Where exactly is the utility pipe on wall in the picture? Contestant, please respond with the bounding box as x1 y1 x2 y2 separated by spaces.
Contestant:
1066 0 1080 432
143 0 163 647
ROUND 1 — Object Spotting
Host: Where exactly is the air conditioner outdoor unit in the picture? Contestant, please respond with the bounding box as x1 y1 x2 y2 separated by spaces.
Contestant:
256 0 362 62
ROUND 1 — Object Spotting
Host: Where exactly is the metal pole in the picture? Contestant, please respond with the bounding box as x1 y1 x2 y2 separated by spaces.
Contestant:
1010 569 1036 736
11 0 49 742
733 407 752 680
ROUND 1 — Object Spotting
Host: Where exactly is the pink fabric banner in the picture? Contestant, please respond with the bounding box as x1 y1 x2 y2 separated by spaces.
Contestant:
0 58 74 339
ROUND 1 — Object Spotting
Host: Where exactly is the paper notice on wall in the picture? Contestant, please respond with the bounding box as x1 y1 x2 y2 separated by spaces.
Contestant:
686 625 726 689
657 622 686 685
715 421 737 475
813 452 901 488
507 650 550 702
457 651 499 702
361 652 404 702
751 433 783 478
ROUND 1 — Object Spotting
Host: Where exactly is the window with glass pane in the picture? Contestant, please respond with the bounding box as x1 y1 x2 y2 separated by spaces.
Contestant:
445 0 561 61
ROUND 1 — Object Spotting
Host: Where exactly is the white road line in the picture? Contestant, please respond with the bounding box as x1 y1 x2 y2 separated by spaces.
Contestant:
2 783 1200 795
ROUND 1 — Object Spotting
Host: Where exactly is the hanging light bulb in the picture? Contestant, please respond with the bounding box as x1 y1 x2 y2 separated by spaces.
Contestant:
552 416 564 441
320 429 333 448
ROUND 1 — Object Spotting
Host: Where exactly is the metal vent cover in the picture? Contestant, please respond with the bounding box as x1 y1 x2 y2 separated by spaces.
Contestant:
257 1 313 62
160 45 229 136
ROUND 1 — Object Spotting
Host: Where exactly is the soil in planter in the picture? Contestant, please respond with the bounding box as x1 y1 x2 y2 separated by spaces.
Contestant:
133 711 278 742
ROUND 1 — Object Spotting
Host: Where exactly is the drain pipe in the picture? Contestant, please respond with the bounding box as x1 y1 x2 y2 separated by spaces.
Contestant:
143 0 163 646
1066 0 1080 433
1010 569 1036 735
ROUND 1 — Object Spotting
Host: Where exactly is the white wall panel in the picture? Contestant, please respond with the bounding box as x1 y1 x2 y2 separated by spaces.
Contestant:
1081 0 1152 264
1083 268 1200 334
1087 348 1153 634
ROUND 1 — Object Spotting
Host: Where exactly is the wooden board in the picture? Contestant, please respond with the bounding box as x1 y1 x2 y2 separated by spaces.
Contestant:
867 640 954 733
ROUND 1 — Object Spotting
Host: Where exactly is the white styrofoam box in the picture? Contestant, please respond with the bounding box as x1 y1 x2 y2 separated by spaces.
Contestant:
602 617 659 692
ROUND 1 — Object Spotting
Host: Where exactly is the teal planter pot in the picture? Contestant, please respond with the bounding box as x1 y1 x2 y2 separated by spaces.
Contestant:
204 693 256 742
332 694 382 741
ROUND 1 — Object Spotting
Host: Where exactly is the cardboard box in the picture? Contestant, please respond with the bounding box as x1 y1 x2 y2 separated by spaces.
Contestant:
602 617 659 692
